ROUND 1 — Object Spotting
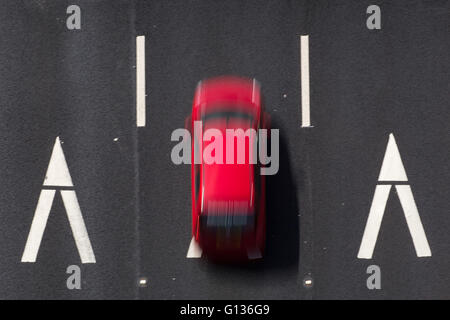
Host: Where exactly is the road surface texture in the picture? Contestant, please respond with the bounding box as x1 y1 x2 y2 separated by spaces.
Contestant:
0 0 448 299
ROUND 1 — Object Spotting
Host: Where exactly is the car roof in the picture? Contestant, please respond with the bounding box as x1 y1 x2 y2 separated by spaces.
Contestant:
203 163 252 203
201 117 255 207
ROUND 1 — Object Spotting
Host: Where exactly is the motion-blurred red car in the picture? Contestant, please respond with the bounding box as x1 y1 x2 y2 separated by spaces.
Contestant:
185 76 270 261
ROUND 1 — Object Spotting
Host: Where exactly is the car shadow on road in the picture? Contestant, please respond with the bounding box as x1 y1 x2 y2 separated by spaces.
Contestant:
204 116 300 274
261 120 300 271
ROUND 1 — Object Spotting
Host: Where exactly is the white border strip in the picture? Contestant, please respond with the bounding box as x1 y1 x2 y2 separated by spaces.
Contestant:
136 35 146 127
300 35 311 127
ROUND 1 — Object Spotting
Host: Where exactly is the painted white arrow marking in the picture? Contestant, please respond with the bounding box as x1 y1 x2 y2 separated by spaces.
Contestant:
358 133 431 259
186 236 202 258
22 137 95 263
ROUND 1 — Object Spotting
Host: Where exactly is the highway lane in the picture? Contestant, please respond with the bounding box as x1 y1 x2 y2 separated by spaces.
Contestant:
308 1 450 299
135 0 312 300
136 0 450 299
0 0 137 299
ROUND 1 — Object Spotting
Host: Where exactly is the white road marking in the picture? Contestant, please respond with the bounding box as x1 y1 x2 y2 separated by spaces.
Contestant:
395 185 431 257
186 236 202 258
136 35 146 127
61 190 96 263
358 133 431 259
357 184 391 259
378 133 408 181
300 35 312 127
22 190 96 263
22 137 96 263
44 137 74 187
21 189 56 262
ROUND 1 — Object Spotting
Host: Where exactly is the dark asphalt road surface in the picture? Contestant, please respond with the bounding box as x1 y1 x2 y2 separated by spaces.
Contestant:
0 0 448 299
0 0 137 299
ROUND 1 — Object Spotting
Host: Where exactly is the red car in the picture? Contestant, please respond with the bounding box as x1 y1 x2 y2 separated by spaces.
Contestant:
185 76 270 261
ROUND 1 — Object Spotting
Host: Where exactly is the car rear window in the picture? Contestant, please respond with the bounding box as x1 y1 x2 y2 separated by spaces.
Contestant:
201 213 254 228
200 200 255 230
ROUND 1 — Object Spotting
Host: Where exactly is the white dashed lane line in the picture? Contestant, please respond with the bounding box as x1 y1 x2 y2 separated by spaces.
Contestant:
136 35 146 127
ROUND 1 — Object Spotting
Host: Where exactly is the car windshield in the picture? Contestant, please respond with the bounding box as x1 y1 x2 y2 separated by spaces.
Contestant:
201 104 254 125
